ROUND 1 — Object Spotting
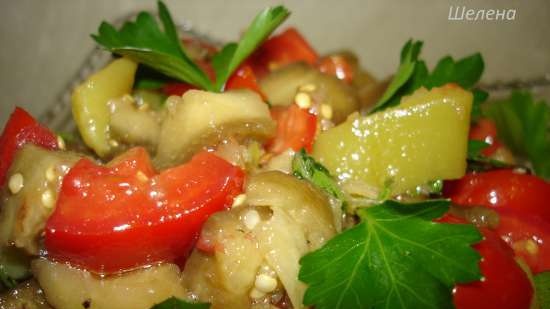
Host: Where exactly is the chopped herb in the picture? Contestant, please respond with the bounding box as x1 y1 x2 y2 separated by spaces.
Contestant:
486 90 550 180
92 1 214 90
212 6 289 90
299 200 482 309
150 297 210 309
467 140 490 159
93 1 288 93
471 89 489 122
292 149 346 203
370 40 423 113
534 272 550 309
466 140 510 172
370 40 484 114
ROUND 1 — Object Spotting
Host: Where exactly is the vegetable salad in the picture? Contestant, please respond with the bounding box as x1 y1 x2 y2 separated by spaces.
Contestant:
1 2 549 309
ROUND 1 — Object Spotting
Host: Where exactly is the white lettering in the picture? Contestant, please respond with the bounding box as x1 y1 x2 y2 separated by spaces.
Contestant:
448 6 465 20
485 9 495 20
474 9 485 20
465 9 475 20
448 6 515 22
495 9 507 20
506 9 516 20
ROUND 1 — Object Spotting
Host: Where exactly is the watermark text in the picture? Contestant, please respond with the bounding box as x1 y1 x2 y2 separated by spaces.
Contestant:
448 6 516 21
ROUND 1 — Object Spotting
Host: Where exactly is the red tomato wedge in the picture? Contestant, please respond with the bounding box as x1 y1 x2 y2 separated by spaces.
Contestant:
163 64 265 98
444 169 550 222
45 148 244 273
497 213 550 273
249 27 318 77
437 214 533 309
469 118 502 156
267 104 317 154
225 64 266 99
453 228 534 309
444 169 550 273
317 55 354 83
0 107 58 187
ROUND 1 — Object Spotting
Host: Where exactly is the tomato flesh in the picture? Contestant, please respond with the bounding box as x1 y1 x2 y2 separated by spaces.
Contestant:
0 107 58 187
444 169 550 222
437 214 533 309
444 169 550 273
317 55 354 83
225 64 266 99
268 104 317 154
468 118 502 156
45 148 244 273
453 228 534 309
249 27 318 77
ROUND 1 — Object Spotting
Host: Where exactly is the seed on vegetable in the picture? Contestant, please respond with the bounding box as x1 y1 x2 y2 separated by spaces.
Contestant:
109 139 119 147
320 104 333 119
138 103 150 111
42 190 55 208
242 209 260 230
57 135 66 150
254 273 278 293
249 287 266 299
46 166 56 182
232 193 247 208
295 92 312 109
299 83 316 92
136 171 149 182
8 173 24 194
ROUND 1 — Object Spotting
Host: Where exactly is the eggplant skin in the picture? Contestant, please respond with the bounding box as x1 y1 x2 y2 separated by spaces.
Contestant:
154 89 275 169
183 171 338 309
260 62 359 124
32 259 187 309
0 145 81 254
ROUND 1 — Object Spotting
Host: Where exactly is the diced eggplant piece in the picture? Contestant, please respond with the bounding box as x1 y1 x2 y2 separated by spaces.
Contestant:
259 63 359 124
0 280 52 309
32 259 187 309
109 95 164 154
0 145 81 254
155 89 275 169
183 171 337 309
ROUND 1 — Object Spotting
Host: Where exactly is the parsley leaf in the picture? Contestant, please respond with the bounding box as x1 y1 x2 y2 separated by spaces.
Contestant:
486 91 550 180
299 200 482 309
93 2 288 93
212 6 289 90
150 297 210 309
92 1 214 91
467 140 490 159
471 89 489 122
370 41 484 114
534 272 550 309
370 40 423 113
292 149 346 203
466 140 510 172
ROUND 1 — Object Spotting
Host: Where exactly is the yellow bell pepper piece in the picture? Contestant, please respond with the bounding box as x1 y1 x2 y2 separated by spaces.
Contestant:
71 58 137 157
313 85 472 195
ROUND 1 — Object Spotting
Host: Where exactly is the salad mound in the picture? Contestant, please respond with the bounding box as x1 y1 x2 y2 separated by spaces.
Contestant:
1 2 549 309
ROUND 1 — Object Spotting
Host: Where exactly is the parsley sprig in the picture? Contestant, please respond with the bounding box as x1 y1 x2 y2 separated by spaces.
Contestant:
93 1 289 92
370 40 485 114
299 200 482 309
292 149 347 203
486 90 550 179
